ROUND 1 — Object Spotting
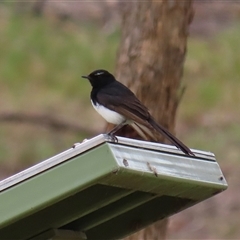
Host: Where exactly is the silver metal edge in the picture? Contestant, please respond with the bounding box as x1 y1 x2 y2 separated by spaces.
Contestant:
0 134 216 192
104 135 216 160
0 135 107 192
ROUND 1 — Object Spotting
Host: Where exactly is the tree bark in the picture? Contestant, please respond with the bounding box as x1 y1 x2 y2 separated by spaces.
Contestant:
32 0 47 16
108 0 194 239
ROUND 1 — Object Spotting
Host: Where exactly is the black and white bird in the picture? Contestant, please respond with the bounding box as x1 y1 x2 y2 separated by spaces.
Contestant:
82 69 194 156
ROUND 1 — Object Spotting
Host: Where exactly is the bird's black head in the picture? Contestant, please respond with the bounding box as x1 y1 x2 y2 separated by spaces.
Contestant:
82 69 116 88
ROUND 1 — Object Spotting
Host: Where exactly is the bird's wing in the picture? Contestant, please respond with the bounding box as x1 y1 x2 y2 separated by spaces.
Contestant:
96 83 194 156
96 84 151 125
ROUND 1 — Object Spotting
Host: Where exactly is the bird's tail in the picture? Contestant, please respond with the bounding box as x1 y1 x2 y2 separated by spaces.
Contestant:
146 118 194 156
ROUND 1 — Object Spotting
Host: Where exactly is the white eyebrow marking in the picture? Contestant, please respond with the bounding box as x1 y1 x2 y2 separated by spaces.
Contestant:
95 71 104 76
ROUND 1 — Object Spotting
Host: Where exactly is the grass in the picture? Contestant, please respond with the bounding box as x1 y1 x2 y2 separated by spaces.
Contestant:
0 10 119 102
0 7 120 171
183 33 240 116
178 25 240 164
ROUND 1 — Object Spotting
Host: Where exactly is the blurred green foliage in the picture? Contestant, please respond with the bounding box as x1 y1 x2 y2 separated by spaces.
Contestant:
0 11 119 100
0 7 120 173
181 26 240 160
0 5 239 175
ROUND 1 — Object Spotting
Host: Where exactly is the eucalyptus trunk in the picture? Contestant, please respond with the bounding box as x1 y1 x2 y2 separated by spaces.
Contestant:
108 0 194 239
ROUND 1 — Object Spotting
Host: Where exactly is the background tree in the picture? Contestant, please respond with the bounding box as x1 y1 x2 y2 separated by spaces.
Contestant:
107 1 194 239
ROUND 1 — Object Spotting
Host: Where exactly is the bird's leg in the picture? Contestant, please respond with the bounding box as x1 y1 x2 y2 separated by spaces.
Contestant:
107 121 126 142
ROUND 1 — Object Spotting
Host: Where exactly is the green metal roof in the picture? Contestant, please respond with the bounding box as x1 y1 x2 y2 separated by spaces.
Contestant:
0 135 228 239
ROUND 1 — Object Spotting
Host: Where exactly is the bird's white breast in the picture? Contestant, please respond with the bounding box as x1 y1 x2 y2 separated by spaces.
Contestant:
91 100 126 125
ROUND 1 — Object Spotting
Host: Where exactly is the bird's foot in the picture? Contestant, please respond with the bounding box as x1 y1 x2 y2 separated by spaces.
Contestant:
72 142 81 148
107 133 118 143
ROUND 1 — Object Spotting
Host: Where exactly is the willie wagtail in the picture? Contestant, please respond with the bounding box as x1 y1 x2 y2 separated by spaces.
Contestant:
82 69 194 156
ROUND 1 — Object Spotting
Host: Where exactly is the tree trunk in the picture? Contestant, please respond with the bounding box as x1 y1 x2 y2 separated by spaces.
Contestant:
108 0 194 239
32 0 47 16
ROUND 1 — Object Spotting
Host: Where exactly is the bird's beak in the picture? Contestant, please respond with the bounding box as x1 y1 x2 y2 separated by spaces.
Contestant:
82 75 89 79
